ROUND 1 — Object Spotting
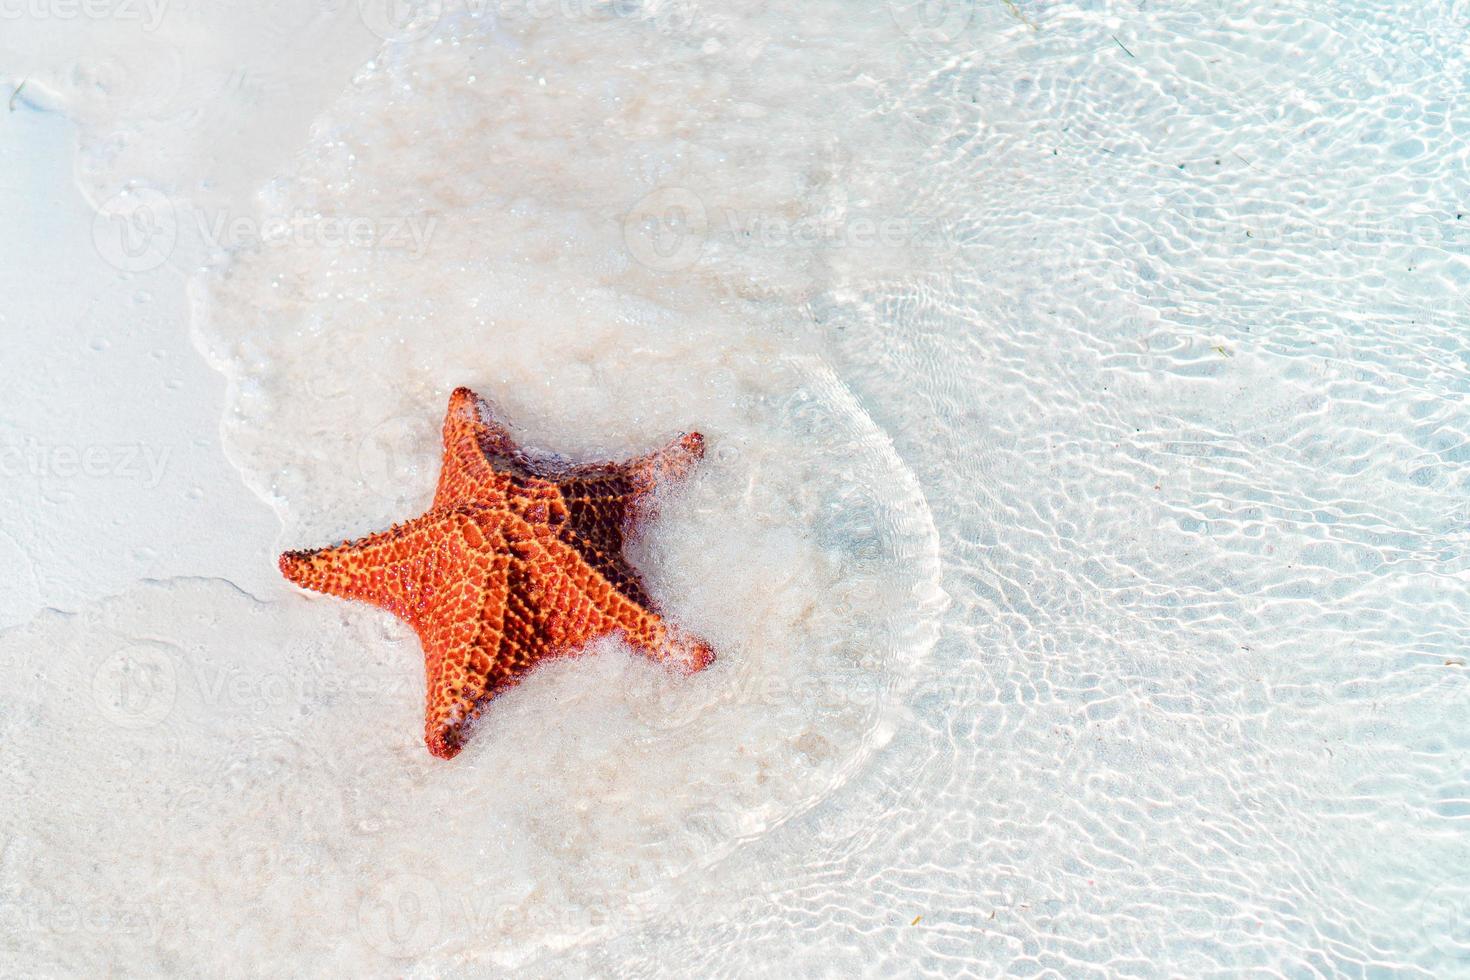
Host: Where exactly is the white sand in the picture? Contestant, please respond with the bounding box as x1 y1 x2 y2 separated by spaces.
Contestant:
3 0 1469 975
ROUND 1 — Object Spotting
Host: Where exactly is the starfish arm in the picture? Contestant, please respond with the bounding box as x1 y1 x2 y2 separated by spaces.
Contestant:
559 431 705 504
625 431 706 497
558 499 654 609
433 387 524 509
617 606 717 674
549 431 706 607
421 544 585 758
534 536 715 674
279 510 462 628
418 539 514 759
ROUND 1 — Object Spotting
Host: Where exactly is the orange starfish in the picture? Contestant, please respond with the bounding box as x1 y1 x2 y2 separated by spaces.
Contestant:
279 387 714 759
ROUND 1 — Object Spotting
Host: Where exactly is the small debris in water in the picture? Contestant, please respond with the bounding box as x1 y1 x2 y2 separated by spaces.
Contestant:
1233 152 1265 173
9 79 26 113
911 915 923 926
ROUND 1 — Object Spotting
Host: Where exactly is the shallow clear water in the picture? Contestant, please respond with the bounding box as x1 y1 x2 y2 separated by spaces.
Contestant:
2 0 1469 975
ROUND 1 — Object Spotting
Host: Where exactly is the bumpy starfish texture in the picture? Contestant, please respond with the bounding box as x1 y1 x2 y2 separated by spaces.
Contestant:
280 387 713 759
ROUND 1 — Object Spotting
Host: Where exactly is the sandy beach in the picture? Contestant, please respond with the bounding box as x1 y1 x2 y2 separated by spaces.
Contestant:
2 1 1468 974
